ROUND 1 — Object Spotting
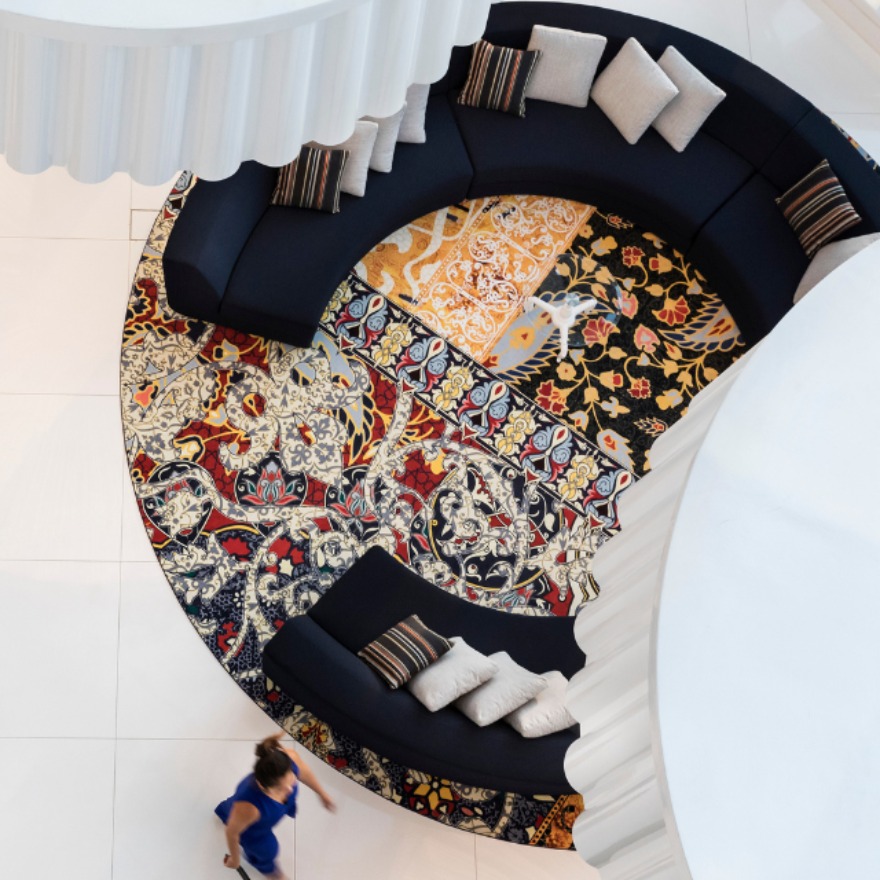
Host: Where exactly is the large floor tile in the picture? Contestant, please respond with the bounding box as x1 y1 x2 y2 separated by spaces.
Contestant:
130 209 160 240
117 562 274 739
120 462 155 562
295 756 477 880
129 239 148 288
114 738 294 880
476 834 599 880
584 0 752 57
0 157 130 239
0 239 130 395
0 561 119 737
131 173 178 211
747 0 880 113
0 394 125 561
0 738 115 879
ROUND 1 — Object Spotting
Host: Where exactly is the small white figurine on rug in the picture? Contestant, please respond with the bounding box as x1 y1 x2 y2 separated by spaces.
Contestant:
525 292 597 362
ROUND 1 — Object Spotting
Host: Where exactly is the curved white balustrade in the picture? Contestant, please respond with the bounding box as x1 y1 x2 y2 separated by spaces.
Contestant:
566 238 880 878
822 0 880 53
565 354 750 880
0 0 491 183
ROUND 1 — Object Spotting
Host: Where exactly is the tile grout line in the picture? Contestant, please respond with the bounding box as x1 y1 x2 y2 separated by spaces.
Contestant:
108 172 134 880
0 391 120 398
110 692 119 880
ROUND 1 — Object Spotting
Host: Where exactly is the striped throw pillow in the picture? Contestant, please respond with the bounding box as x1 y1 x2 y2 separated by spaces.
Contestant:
270 146 349 213
458 40 542 117
358 615 452 689
776 159 862 258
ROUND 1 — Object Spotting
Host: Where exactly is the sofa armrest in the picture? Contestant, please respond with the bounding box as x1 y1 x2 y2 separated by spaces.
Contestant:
263 614 394 731
163 161 277 322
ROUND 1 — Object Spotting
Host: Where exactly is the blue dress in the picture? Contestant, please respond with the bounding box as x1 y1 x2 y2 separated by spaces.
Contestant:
215 757 299 875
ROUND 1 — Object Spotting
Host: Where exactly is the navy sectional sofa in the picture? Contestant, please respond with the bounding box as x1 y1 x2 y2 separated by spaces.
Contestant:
167 1 880 796
163 2 880 348
263 547 584 794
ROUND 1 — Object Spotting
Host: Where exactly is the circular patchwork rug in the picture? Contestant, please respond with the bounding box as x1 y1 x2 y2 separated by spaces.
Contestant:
120 174 744 848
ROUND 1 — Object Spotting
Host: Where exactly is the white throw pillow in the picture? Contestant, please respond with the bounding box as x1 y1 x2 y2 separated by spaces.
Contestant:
406 637 499 712
793 232 880 303
308 120 379 197
590 37 679 145
504 670 577 738
652 46 726 152
526 25 607 108
454 652 547 727
362 104 407 172
398 83 430 143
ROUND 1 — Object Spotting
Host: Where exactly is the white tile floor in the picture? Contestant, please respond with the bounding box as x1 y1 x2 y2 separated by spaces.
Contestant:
0 2 876 877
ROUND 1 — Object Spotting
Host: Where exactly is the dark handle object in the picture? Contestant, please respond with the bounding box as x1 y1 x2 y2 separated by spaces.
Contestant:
224 855 251 880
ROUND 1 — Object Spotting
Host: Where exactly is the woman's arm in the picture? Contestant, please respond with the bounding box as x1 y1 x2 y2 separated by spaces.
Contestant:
284 747 336 812
223 801 260 869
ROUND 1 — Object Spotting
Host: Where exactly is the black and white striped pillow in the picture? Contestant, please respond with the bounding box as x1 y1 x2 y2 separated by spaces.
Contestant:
458 40 542 117
358 614 452 689
271 146 349 213
776 159 862 258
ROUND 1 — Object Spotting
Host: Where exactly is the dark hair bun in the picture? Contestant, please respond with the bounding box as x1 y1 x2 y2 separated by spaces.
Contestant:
253 737 292 789
255 737 279 759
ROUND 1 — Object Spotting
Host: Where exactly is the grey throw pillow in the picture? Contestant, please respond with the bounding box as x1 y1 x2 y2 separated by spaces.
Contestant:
398 83 430 143
504 671 576 737
590 37 679 145
454 652 547 726
362 104 407 172
526 25 607 108
652 46 726 152
406 637 499 712
308 120 378 198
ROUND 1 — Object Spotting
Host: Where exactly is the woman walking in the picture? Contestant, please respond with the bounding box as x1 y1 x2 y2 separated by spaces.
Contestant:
216 731 335 879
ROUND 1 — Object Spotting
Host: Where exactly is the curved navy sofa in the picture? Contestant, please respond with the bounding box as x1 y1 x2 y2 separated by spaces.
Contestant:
263 547 584 794
164 2 880 347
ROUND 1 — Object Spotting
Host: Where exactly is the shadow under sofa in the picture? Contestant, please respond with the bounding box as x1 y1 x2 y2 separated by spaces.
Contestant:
262 547 584 795
163 2 880 349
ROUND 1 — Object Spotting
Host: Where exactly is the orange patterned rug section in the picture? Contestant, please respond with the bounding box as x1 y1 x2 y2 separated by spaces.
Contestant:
357 196 595 361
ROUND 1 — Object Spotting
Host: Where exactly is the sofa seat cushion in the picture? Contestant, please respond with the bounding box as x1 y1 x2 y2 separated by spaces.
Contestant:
164 161 278 323
688 173 809 343
452 94 753 251
263 613 576 794
220 95 473 347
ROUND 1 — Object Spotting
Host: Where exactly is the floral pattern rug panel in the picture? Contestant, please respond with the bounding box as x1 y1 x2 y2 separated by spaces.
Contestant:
359 196 746 475
356 196 594 361
492 209 746 474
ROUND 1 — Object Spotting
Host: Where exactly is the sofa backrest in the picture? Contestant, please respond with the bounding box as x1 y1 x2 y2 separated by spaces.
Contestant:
761 108 880 234
431 2 812 169
309 546 585 678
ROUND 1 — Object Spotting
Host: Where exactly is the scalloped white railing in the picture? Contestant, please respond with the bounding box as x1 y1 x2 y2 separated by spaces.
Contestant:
566 238 880 878
0 0 491 183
